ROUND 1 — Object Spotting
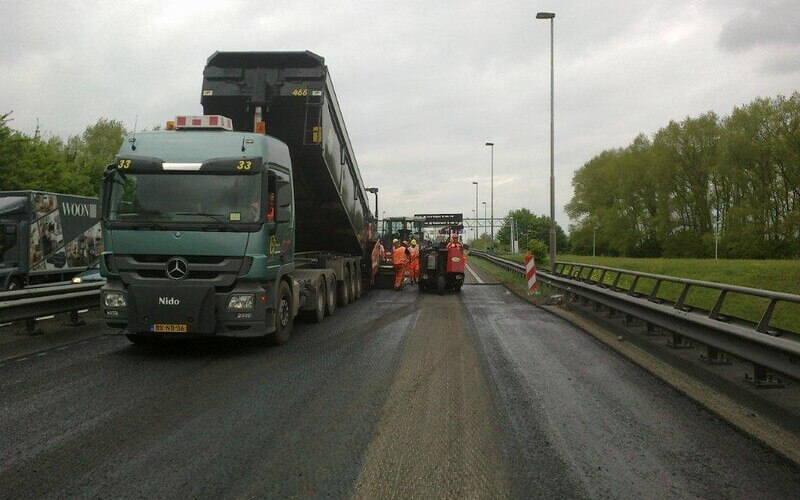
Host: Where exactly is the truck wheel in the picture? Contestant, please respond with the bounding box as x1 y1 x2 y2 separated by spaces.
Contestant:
354 268 363 299
269 281 293 345
326 277 336 316
4 278 21 291
349 266 358 301
310 280 325 323
338 272 350 307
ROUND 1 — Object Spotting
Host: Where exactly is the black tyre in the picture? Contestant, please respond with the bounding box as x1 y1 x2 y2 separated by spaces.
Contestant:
268 281 293 345
4 278 21 291
326 277 336 316
309 280 325 323
354 267 363 299
348 265 357 301
338 272 350 307
126 334 160 345
455 283 463 293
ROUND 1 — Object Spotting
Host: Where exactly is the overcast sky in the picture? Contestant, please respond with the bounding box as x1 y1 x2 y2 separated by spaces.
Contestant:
2 0 799 233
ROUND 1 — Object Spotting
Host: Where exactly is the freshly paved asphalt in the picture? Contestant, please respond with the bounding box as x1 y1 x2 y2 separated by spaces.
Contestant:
2 270 798 498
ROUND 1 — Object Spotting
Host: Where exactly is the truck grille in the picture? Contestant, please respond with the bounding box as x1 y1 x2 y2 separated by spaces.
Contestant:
112 254 244 286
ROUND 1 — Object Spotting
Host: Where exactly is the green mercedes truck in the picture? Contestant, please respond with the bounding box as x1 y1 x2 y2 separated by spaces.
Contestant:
100 51 378 344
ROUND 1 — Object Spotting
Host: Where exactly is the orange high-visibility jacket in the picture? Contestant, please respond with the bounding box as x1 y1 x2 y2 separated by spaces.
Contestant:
408 246 419 263
392 245 409 266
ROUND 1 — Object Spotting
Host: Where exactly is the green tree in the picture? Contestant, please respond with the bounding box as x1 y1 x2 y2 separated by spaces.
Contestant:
0 114 125 196
495 208 567 253
67 118 127 196
565 92 800 259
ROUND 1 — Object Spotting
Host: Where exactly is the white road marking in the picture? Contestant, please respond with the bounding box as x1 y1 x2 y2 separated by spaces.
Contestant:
36 315 55 321
466 264 484 284
56 347 68 351
36 352 48 357
16 357 28 362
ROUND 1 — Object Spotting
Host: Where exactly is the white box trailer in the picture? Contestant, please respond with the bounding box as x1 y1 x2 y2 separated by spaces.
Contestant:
0 190 103 290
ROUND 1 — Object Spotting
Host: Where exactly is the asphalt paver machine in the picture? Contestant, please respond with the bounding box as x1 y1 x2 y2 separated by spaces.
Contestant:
415 214 465 293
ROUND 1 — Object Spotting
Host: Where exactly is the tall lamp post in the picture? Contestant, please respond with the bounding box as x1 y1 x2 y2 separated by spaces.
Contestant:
485 142 494 243
482 201 487 238
471 209 476 241
472 181 479 241
537 11 556 271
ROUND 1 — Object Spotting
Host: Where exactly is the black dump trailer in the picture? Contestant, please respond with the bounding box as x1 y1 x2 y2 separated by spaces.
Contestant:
201 51 375 259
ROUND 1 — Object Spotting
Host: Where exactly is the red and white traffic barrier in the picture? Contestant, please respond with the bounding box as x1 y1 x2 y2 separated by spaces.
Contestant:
524 252 538 293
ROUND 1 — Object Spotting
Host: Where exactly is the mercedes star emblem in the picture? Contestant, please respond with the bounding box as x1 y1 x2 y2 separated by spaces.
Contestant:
165 257 188 280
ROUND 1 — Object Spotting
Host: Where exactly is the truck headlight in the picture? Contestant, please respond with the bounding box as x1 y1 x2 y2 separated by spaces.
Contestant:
227 294 254 311
103 291 127 308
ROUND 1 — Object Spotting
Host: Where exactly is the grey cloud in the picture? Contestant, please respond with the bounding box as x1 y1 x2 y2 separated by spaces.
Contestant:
762 51 800 74
718 1 800 53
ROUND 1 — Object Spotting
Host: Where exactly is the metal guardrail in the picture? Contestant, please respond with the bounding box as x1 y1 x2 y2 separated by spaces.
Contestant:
0 282 102 331
470 251 800 385
555 261 800 336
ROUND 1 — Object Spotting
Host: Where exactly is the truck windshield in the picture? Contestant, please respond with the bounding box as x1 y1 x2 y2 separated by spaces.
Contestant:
106 171 262 226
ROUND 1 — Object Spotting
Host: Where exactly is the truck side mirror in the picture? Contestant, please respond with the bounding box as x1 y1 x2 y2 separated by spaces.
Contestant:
275 181 292 223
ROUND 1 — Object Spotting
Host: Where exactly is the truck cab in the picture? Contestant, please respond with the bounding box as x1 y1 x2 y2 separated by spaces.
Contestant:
100 116 298 342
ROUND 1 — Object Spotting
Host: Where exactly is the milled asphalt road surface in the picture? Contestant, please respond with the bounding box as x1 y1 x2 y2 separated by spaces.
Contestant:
2 272 799 498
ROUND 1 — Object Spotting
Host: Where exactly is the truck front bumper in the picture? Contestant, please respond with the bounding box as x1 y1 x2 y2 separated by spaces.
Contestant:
101 280 275 338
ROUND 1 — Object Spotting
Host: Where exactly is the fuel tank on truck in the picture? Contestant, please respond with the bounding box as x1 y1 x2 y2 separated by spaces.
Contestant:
200 51 373 257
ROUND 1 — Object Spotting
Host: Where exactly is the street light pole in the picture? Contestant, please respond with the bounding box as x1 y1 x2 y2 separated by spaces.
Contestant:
472 181 479 242
482 201 487 238
485 142 494 244
537 11 556 271
471 209 476 241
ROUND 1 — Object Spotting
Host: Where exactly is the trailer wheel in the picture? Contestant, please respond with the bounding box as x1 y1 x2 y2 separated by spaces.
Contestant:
326 277 336 316
338 272 350 307
348 265 357 301
354 267 363 299
269 281 293 345
309 279 325 323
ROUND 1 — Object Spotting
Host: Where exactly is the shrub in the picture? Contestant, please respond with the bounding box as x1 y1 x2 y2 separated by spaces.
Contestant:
527 238 549 265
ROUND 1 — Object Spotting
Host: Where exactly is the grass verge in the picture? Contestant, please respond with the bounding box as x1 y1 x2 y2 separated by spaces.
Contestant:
468 254 558 304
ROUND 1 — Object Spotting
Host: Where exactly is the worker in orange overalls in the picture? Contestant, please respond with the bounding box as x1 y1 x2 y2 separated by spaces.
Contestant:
392 239 408 290
408 239 420 284
447 233 461 249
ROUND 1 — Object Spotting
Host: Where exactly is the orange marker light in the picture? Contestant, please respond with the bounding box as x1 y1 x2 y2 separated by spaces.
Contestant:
255 121 266 134
165 120 175 130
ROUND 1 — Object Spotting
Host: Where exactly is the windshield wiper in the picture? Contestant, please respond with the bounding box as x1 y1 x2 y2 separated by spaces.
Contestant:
173 212 239 232
130 218 169 230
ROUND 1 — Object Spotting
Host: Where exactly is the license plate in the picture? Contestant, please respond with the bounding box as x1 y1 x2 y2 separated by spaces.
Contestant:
151 323 188 333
